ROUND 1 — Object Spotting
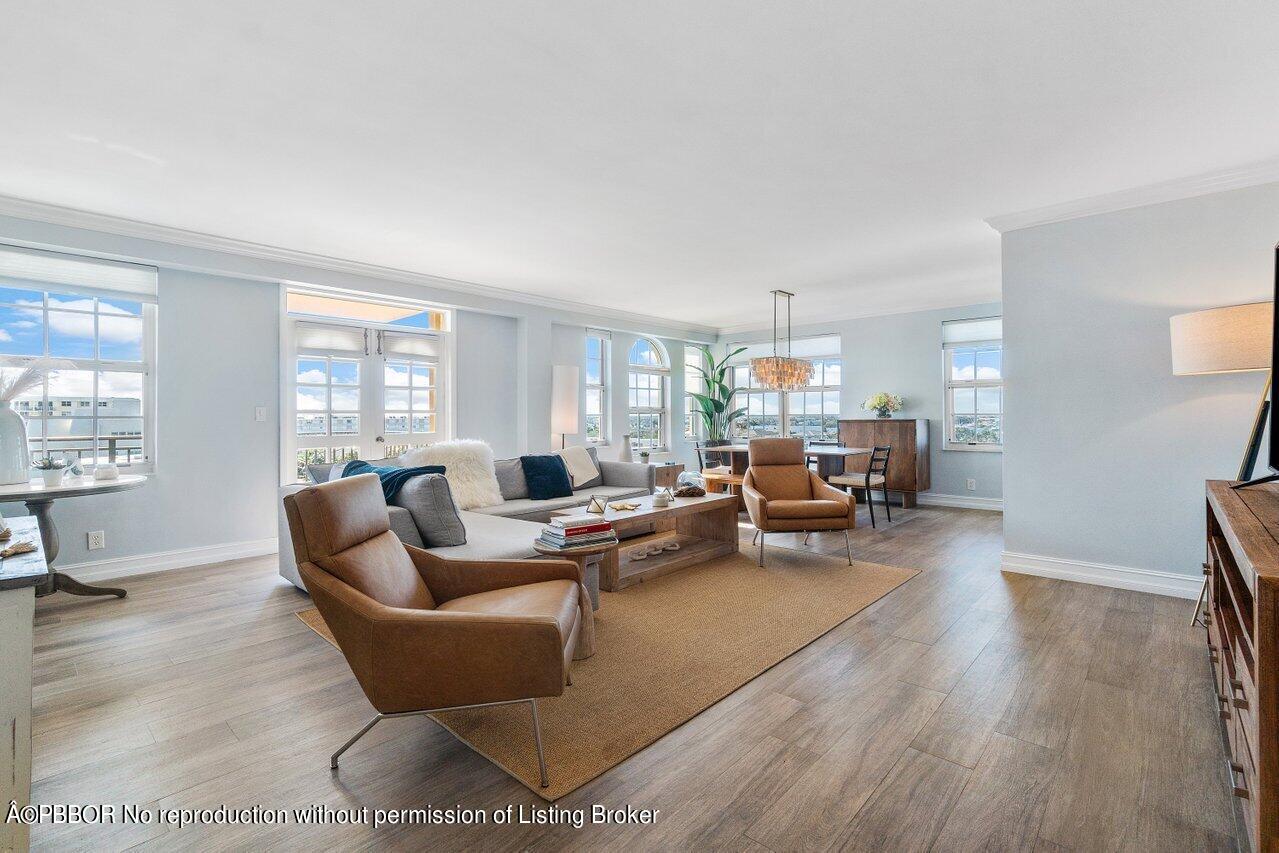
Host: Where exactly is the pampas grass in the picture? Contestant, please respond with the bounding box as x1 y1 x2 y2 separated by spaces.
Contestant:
0 359 74 403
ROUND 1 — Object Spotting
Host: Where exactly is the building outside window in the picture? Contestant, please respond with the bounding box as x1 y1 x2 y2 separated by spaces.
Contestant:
585 330 609 443
942 316 1003 450
0 245 157 470
627 337 668 451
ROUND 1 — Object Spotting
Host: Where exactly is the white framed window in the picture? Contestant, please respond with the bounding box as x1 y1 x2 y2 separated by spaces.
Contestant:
726 337 841 440
943 317 1003 451
585 330 609 443
627 338 668 451
286 290 451 481
685 345 705 439
786 357 842 441
0 245 157 471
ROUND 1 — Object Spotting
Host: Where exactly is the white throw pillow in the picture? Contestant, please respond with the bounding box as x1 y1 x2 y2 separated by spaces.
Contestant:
403 440 504 510
556 445 600 488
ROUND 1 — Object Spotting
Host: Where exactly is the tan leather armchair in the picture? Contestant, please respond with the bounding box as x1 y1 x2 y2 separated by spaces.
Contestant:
283 474 593 787
742 437 856 566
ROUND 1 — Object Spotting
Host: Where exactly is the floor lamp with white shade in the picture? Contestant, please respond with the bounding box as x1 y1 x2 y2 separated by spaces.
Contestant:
551 365 580 450
1170 300 1273 624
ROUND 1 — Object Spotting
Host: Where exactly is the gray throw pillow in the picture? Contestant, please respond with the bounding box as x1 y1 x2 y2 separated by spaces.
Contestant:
494 457 529 500
392 473 466 547
307 461 350 484
576 446 603 490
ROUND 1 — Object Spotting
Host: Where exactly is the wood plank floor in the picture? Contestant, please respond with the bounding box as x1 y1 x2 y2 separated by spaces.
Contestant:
28 506 1237 851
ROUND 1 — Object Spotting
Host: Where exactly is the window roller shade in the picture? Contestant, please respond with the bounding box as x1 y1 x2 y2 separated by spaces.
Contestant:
942 317 1002 347
294 322 367 353
0 244 158 302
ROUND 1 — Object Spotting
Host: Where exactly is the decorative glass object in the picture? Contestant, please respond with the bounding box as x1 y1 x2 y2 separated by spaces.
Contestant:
750 290 814 391
676 471 706 490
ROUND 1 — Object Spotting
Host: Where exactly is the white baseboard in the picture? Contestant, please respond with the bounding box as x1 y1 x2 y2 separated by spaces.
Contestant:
58 538 279 583
1000 551 1201 600
916 493 1004 511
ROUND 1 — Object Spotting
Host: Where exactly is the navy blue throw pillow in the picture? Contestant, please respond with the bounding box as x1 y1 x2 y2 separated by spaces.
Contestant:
520 454 574 500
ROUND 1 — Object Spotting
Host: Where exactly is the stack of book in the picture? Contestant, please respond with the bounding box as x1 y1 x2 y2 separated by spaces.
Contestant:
538 515 618 550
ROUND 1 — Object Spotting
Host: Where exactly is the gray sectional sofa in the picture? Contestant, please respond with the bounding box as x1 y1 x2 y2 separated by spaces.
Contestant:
278 449 654 591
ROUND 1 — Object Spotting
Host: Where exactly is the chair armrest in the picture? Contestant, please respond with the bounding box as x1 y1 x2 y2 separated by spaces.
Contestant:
742 472 768 527
406 545 580 603
810 472 856 525
301 562 566 713
598 460 656 492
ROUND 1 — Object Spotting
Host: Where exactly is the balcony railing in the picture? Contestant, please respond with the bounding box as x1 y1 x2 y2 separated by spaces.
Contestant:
36 435 144 465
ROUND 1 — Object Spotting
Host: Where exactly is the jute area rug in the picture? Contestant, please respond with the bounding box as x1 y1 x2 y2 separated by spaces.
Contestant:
297 544 916 800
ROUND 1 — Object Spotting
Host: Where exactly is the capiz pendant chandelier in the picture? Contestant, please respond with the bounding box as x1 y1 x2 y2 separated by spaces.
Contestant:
751 289 813 390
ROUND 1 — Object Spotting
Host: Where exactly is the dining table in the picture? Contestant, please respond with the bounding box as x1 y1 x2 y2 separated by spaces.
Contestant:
700 443 871 480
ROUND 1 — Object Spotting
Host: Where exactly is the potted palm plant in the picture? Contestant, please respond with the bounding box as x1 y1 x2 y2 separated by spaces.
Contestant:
687 346 748 467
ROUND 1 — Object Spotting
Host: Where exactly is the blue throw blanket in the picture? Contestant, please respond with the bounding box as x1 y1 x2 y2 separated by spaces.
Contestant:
341 460 446 500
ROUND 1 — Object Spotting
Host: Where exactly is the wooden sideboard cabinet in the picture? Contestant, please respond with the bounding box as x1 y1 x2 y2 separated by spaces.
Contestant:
1205 480 1279 851
837 418 930 507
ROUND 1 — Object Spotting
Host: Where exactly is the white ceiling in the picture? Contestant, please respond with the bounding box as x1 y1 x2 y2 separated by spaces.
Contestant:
3 2 1279 331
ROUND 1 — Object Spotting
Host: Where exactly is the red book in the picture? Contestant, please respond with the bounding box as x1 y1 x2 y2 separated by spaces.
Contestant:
558 522 612 536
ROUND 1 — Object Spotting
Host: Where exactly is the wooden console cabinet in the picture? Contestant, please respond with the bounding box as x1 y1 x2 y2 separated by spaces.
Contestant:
837 418 930 507
1205 480 1279 851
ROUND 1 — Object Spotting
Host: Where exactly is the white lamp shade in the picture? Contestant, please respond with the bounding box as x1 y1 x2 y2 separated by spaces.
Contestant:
1170 302 1273 376
551 365 580 435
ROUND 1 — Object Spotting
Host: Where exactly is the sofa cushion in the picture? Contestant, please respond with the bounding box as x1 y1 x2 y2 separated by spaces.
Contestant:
579 446 604 489
437 579 579 642
425 512 544 560
391 473 466 547
494 457 529 501
521 454 574 499
402 440 504 510
386 506 426 548
767 499 847 519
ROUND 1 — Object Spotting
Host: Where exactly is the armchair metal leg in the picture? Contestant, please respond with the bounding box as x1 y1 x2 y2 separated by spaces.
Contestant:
529 699 549 788
331 697 553 789
752 529 759 546
803 532 811 545
331 713 384 769
758 531 765 566
844 529 853 566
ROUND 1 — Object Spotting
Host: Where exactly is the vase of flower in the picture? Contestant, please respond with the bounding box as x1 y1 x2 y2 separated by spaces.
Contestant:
0 402 29 485
863 392 904 419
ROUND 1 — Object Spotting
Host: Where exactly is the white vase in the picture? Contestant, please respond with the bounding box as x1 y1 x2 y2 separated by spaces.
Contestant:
38 467 64 488
0 402 30 485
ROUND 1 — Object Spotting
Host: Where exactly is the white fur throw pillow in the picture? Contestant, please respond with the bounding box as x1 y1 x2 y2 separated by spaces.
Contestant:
400 440 503 510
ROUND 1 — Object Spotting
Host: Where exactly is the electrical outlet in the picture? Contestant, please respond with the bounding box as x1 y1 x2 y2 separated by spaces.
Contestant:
254 406 266 423
966 479 976 491
87 530 105 550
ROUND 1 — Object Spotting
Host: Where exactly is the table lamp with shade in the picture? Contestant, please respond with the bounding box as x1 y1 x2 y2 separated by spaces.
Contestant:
1170 300 1274 486
1171 300 1273 626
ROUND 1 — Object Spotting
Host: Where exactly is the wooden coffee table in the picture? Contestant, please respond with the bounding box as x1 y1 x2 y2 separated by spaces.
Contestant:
551 492 740 592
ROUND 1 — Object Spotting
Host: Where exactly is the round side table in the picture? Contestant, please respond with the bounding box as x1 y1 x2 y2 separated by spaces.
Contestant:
0 474 147 598
532 539 615 611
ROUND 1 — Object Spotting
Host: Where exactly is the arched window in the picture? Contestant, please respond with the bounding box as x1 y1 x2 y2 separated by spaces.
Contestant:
627 338 668 451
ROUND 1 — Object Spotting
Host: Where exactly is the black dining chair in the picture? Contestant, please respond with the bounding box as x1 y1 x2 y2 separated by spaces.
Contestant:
829 445 892 528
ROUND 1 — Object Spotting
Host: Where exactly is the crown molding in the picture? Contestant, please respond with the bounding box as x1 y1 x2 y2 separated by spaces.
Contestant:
0 194 719 339
985 157 1279 234
715 290 1002 337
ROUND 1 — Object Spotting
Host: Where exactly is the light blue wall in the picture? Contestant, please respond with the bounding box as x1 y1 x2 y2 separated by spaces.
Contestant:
24 269 281 565
728 302 1005 501
455 310 519 458
1003 181 1278 577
